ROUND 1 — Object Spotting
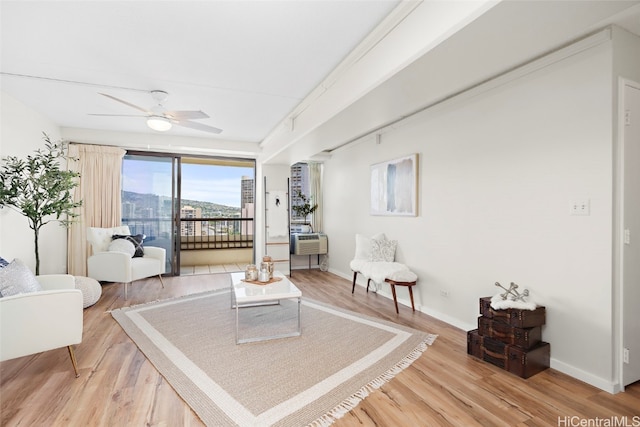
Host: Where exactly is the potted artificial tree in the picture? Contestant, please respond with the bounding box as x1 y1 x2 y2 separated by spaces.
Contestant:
0 133 82 275
291 190 317 231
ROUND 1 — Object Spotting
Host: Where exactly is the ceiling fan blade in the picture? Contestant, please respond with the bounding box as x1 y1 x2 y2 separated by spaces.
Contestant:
99 93 150 114
174 120 223 134
165 110 209 120
89 113 147 117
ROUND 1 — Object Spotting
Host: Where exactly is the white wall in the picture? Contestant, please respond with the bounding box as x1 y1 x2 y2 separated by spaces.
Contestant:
324 41 618 389
0 92 67 273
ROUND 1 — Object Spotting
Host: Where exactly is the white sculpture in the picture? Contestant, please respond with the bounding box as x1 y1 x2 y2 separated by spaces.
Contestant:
494 281 529 302
491 281 536 310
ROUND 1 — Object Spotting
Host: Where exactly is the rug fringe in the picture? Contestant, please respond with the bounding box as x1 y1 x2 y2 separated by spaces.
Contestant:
425 333 438 346
307 334 438 427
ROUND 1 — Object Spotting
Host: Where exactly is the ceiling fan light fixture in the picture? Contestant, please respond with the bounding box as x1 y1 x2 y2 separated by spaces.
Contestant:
147 116 172 132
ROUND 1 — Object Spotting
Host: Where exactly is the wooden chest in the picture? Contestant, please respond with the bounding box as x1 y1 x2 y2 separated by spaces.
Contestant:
467 330 550 378
469 296 550 378
467 328 483 358
479 297 546 328
477 316 542 350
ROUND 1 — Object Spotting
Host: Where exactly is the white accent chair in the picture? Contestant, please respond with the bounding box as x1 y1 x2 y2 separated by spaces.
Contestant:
0 274 83 377
350 233 411 293
87 226 166 299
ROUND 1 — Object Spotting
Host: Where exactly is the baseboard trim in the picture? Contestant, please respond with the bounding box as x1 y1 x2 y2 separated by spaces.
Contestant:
550 359 620 394
329 267 622 393
331 267 474 330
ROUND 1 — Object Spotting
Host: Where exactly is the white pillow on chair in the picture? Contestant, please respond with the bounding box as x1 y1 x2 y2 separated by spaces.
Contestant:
108 239 136 258
370 239 397 262
354 233 387 260
87 226 130 253
0 259 42 297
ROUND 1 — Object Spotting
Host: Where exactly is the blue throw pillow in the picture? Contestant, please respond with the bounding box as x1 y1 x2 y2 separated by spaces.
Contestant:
0 257 9 269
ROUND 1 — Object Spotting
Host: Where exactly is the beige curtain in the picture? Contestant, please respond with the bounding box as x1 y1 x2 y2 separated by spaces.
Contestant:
309 162 323 233
67 144 126 276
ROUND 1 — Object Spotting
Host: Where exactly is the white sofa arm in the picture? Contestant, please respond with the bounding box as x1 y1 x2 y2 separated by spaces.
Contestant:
143 246 165 262
36 274 76 290
87 251 132 283
0 289 83 361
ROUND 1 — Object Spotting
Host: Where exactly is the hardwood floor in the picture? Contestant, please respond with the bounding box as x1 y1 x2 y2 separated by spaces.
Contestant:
1 270 638 426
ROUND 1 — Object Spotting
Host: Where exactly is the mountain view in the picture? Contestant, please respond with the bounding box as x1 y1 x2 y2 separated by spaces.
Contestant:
122 191 241 219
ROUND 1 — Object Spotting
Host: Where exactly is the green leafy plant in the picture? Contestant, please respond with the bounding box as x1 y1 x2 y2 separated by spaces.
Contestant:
291 190 317 223
0 133 82 274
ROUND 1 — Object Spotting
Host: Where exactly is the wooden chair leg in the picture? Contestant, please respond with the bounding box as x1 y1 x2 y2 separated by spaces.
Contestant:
352 271 358 293
408 285 416 311
158 274 165 288
366 279 372 292
124 282 129 300
390 284 400 314
67 345 79 378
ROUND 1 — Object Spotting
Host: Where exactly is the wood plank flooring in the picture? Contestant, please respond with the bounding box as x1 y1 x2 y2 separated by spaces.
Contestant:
1 270 638 426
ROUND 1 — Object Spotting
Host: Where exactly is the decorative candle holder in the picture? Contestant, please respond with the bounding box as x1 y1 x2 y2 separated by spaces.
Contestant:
258 268 270 282
245 264 258 281
261 256 274 279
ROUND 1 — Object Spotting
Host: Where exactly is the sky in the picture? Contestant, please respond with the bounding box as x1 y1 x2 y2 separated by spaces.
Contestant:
122 157 254 208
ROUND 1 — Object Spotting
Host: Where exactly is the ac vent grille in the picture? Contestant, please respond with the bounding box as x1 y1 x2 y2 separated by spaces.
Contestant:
291 233 328 255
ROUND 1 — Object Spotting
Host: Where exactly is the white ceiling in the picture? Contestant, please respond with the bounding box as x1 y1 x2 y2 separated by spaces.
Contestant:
0 0 400 142
262 0 640 164
2 1 640 164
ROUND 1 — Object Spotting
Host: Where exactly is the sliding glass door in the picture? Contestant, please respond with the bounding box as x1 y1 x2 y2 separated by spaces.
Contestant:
121 154 176 274
178 158 255 274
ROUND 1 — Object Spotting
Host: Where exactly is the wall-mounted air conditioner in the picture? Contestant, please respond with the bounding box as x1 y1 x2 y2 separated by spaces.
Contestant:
291 233 328 255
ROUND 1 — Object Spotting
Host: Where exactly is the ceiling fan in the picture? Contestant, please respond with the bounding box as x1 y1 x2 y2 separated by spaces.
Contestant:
91 90 222 134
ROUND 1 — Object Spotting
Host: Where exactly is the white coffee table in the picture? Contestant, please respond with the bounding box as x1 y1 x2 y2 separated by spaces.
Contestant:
230 271 302 344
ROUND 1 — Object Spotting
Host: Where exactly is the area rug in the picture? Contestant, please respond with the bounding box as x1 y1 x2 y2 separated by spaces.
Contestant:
111 289 437 426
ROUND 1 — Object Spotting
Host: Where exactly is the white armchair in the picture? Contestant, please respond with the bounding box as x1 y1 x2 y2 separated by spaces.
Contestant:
87 226 166 299
0 274 83 377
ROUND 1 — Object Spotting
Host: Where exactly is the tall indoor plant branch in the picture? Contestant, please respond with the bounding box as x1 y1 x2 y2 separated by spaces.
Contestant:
291 190 317 230
0 133 82 274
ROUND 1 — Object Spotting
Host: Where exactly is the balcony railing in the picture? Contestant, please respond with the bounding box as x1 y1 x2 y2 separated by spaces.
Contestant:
122 217 254 250
179 217 254 250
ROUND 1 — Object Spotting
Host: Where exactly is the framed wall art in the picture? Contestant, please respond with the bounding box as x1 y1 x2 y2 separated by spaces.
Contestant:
370 153 418 216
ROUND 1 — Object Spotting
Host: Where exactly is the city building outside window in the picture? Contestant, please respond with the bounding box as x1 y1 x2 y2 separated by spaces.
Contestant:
290 162 311 223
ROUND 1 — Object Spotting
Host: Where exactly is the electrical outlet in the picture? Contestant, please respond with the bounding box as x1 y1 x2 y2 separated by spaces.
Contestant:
440 290 449 298
624 348 630 364
570 199 590 216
